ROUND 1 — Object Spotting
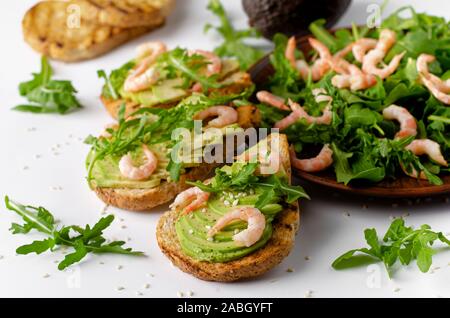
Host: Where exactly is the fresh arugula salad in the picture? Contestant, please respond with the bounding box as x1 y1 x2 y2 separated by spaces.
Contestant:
256 7 450 186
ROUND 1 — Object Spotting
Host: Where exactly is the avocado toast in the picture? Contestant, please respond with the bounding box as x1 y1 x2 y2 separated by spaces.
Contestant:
99 43 253 118
157 133 309 281
86 93 259 211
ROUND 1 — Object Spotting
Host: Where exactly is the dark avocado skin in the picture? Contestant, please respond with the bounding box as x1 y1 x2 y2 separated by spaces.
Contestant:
242 0 352 39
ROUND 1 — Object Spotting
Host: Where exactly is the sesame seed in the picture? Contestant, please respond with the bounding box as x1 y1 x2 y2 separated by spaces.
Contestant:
232 199 239 206
304 256 310 261
393 287 401 293
187 291 194 297
201 208 207 213
304 290 313 298
207 237 213 242
34 154 42 159
402 212 410 218
224 200 230 206
0 255 4 260
127 237 132 242
234 229 240 234
120 218 125 222
188 229 194 234
146 273 155 278
432 266 441 271
116 286 125 291
43 273 50 278
286 267 294 273
136 291 144 296
143 283 150 289
342 212 350 218
99 261 105 265
117 265 123 270
121 225 127 229
205 225 211 230
177 291 184 298
27 127 37 132
22 166 29 171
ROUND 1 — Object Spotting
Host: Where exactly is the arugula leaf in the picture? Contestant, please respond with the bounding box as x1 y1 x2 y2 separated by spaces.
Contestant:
332 218 450 277
4 196 143 270
205 0 264 70
14 56 82 114
98 61 135 100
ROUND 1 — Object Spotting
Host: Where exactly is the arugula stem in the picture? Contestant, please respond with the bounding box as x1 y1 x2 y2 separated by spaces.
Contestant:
429 115 450 124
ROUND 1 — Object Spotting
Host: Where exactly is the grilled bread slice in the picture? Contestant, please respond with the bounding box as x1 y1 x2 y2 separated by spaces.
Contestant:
75 0 175 28
93 105 260 211
156 134 300 281
22 1 159 62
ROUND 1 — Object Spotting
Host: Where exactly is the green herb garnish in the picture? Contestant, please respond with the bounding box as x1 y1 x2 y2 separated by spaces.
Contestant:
4 196 143 270
332 218 450 277
14 56 82 114
205 0 265 70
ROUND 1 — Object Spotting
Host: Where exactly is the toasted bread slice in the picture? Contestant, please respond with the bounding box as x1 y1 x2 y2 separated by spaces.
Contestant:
95 163 219 212
75 0 175 28
157 134 300 281
93 106 260 211
23 1 159 62
101 72 254 118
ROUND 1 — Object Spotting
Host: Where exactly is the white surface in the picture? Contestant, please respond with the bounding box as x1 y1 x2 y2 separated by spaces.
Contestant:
0 0 449 298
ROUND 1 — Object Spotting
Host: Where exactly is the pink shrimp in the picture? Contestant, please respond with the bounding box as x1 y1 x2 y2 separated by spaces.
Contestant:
170 187 210 215
362 29 405 79
194 106 238 128
274 91 333 130
256 91 290 111
352 38 378 63
289 144 334 172
402 139 448 179
382 105 417 139
417 54 450 105
189 50 222 92
417 54 450 93
331 64 377 91
235 136 282 175
119 145 158 181
208 207 266 247
124 41 167 93
285 36 332 81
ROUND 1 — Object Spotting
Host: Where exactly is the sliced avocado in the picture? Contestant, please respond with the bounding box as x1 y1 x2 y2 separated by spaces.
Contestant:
88 144 170 189
120 78 188 107
175 194 274 263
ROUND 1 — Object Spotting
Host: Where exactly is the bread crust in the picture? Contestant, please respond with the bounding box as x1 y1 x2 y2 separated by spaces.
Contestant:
94 163 219 212
75 0 175 28
22 1 161 62
156 133 301 281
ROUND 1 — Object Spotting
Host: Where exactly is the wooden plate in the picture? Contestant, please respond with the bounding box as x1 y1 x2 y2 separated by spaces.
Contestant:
248 33 450 198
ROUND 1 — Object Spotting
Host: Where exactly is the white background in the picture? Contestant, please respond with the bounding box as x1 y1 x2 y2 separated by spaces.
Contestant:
0 0 449 298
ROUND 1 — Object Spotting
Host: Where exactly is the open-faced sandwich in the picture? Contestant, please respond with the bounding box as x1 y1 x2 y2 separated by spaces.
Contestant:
157 133 309 281
255 7 450 187
99 42 254 118
85 93 260 211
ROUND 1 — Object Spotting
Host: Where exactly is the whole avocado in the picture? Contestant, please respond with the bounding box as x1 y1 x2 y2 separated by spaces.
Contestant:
242 0 352 39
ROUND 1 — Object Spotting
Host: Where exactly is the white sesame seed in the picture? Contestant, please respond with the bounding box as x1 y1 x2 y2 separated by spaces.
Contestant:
201 208 207 213
121 225 127 229
432 266 441 271
127 237 132 242
402 212 410 218
187 291 194 297
136 291 144 296
53 152 60 156
393 287 401 292
177 291 184 298
342 212 350 218
0 255 4 260
146 273 155 278
224 200 230 206
143 283 150 289
207 237 213 242
43 273 50 278
116 286 125 291
234 229 240 234
205 225 211 230
304 290 313 298
232 199 239 206
27 127 37 132
286 267 294 273
117 265 123 270
249 189 255 195
34 154 42 159
22 166 29 171
120 218 125 222
304 256 310 261
188 229 194 234
99 261 105 265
